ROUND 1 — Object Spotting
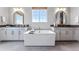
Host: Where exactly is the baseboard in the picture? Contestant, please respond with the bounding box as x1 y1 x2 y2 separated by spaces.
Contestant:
0 40 78 42
1 40 24 42
56 40 78 42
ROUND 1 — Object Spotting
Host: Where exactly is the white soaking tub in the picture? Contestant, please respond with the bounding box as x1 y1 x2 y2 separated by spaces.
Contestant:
24 30 56 46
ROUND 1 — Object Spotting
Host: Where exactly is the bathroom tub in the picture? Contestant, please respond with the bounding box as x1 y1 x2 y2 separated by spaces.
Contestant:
24 30 56 46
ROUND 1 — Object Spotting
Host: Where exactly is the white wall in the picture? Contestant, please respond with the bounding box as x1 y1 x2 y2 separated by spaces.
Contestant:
66 7 70 24
0 7 9 24
70 7 79 25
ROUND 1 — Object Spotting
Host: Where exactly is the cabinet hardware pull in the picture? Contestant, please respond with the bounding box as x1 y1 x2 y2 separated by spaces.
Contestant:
12 31 14 35
19 31 20 35
5 31 7 35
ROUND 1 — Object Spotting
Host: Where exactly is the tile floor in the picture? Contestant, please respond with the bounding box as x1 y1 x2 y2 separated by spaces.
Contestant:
0 41 79 51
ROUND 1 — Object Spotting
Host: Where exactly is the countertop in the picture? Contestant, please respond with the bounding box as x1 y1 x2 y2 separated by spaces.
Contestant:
0 24 79 28
0 24 29 27
51 25 79 27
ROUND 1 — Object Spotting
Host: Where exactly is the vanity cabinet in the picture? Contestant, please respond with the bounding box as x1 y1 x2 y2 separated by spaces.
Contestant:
14 28 19 40
0 27 26 41
18 28 26 40
55 27 74 40
60 28 73 40
7 28 26 40
6 28 12 40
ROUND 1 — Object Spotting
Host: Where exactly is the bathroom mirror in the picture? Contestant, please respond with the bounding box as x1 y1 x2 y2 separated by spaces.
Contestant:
13 11 24 25
55 8 67 25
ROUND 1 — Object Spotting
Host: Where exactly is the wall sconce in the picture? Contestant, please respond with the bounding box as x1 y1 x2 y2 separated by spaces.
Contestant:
55 8 67 13
12 8 24 15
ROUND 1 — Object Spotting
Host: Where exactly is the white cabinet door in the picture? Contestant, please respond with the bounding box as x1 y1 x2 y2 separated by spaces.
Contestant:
0 28 3 40
60 28 66 40
19 28 25 40
7 28 13 40
0 28 6 40
60 28 69 40
74 28 79 41
60 28 73 40
55 28 61 40
13 28 19 40
66 28 73 40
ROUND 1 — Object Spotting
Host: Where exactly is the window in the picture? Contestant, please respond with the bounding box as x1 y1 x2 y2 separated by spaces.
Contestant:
32 8 47 22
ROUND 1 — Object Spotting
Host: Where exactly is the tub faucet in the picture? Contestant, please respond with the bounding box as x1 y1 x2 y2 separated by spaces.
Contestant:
39 27 40 33
38 25 40 33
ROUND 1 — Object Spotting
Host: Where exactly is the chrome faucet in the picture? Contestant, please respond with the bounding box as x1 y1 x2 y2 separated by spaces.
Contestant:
38 25 40 33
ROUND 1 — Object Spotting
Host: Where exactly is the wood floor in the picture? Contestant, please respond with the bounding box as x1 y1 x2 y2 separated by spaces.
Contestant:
0 41 79 51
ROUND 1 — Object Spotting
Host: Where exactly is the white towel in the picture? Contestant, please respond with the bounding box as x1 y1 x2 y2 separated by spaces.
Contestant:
24 31 31 34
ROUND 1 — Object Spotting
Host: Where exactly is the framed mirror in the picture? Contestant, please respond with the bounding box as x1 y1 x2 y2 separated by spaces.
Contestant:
13 11 24 25
55 8 67 25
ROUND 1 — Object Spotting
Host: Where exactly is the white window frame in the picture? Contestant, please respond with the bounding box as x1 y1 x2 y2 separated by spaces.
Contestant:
32 9 47 23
